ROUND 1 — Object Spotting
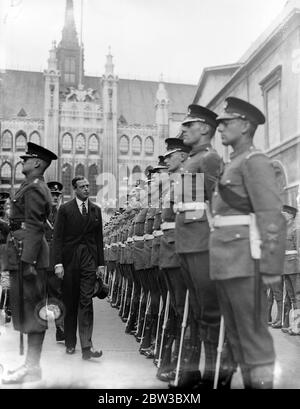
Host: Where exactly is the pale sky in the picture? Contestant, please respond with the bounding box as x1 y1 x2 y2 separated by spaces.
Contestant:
0 0 289 84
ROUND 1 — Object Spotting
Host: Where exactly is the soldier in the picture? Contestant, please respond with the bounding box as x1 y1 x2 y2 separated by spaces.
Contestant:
45 181 65 342
281 205 300 335
2 142 57 384
156 137 191 382
210 97 286 388
173 105 230 388
0 192 11 324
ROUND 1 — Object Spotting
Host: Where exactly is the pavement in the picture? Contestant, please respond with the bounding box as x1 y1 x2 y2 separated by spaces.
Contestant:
0 298 300 389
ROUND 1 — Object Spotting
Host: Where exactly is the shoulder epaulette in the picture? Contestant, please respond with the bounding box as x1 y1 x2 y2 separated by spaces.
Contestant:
245 149 267 160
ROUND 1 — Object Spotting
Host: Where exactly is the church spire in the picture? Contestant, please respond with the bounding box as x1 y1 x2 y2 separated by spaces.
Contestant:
105 46 114 76
60 0 79 48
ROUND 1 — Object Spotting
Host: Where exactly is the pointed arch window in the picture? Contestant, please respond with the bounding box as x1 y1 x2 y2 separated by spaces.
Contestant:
119 135 129 154
88 164 98 196
15 162 24 183
29 131 41 145
145 136 154 155
132 165 142 183
2 130 13 150
15 132 27 151
0 162 12 184
75 163 85 177
62 133 73 152
62 163 72 195
76 134 86 153
132 136 142 155
89 134 99 153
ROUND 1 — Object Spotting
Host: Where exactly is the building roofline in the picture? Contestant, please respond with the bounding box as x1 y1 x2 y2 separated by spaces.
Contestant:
193 63 242 103
206 6 300 108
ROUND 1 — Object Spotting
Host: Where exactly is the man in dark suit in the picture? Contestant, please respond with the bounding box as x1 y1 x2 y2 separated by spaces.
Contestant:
53 175 104 360
45 181 65 342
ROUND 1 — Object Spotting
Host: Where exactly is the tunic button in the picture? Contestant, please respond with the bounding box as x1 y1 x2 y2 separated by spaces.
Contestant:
235 234 240 238
214 192 218 196
212 210 216 215
226 180 231 184
193 217 196 220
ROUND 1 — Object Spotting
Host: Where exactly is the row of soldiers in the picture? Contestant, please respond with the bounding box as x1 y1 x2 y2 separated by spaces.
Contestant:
103 98 297 389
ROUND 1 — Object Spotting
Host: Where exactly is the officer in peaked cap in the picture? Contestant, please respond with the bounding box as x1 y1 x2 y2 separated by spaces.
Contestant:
209 96 286 388
173 103 236 389
45 181 65 343
2 142 57 385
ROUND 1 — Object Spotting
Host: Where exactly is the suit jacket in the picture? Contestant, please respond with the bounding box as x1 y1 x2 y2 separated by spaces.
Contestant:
53 198 104 269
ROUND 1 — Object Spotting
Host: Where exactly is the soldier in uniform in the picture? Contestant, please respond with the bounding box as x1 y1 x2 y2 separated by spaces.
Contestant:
156 137 191 381
2 142 57 384
174 105 229 388
281 205 300 335
0 192 11 323
45 181 65 342
210 97 286 388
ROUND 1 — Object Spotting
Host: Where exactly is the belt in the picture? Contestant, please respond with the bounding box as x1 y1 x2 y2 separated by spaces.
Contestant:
285 250 297 255
174 202 207 213
161 222 175 231
10 221 25 231
120 243 126 248
153 230 163 237
133 235 144 242
126 237 134 243
111 243 119 247
213 215 251 227
144 234 154 240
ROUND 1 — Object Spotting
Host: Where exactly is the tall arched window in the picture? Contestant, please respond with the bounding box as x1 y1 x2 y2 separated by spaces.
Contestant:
88 164 98 196
120 135 129 154
76 134 86 153
0 162 12 184
29 131 41 145
145 136 154 155
62 133 73 152
132 136 142 155
15 162 24 183
75 163 85 177
15 132 27 151
89 134 99 153
2 130 12 150
62 163 72 195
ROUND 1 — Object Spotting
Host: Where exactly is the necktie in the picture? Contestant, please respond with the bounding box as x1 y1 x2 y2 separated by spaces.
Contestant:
82 201 87 216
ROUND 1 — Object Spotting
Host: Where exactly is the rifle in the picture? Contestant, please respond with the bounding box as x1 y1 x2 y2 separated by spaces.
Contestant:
157 291 170 368
174 289 189 387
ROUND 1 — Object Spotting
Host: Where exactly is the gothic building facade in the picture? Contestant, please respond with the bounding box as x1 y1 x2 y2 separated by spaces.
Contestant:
0 0 196 205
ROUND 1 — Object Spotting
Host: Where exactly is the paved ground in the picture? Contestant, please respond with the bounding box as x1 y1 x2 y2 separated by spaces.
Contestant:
0 298 300 389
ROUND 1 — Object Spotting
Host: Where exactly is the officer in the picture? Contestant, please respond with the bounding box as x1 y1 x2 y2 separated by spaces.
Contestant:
281 205 300 335
174 105 229 388
210 97 286 388
2 142 57 384
156 137 191 382
46 181 65 342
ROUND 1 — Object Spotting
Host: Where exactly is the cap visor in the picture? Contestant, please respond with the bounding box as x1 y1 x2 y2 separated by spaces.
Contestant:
20 154 33 159
182 117 205 125
216 113 239 122
163 148 181 158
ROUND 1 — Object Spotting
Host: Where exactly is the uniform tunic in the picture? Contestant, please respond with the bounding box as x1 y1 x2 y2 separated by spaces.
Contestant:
5 175 52 333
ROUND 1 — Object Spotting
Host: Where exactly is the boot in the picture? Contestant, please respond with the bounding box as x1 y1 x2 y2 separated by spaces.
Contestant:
249 364 274 389
2 332 45 384
281 303 291 333
168 345 201 389
288 308 300 335
125 301 138 334
271 301 283 328
139 314 154 351
135 301 146 341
